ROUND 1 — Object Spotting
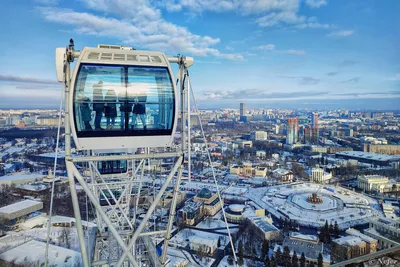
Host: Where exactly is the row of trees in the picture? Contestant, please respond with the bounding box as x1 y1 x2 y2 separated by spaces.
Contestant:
319 220 340 244
232 234 327 267
265 246 323 267
278 217 300 234
0 184 19 208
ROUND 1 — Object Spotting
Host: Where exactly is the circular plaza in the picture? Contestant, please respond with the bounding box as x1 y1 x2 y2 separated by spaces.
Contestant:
262 183 380 229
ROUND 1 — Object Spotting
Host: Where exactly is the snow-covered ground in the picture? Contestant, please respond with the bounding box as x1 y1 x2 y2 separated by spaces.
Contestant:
0 233 33 253
197 218 236 229
20 215 48 229
180 181 228 192
224 186 249 195
193 254 215 267
165 248 193 267
218 255 263 267
166 247 214 267
244 183 380 229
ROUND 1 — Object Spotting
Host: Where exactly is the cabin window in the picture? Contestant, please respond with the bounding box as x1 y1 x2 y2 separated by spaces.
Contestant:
73 64 175 137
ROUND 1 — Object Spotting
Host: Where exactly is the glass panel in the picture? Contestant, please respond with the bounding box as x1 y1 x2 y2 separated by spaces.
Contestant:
74 63 174 138
74 64 124 133
97 153 127 175
127 66 174 132
98 159 127 175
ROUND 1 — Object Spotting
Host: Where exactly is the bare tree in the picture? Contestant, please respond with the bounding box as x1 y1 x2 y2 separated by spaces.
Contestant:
59 227 72 249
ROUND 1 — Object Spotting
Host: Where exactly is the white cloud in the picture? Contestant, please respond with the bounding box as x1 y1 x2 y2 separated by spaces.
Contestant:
327 30 354 37
295 22 330 29
161 0 330 30
280 49 306 55
196 60 222 64
160 0 300 15
256 44 306 56
305 0 328 8
258 44 275 50
35 0 59 5
39 0 329 61
257 11 304 27
0 74 59 85
256 11 330 29
40 5 243 60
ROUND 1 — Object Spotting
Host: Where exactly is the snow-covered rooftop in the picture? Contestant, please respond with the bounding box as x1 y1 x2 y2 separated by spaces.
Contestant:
191 236 218 247
0 240 81 266
336 151 400 162
251 219 278 233
0 200 42 214
0 173 45 181
37 151 66 158
272 168 291 176
345 228 376 243
290 232 319 242
4 147 24 154
16 182 48 192
48 215 97 228
333 235 365 246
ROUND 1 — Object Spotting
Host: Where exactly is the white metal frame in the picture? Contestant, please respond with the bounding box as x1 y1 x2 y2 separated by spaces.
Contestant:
56 40 194 267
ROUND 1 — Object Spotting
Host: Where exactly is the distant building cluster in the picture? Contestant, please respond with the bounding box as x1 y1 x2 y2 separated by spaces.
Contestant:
0 110 62 127
0 105 399 266
285 112 319 146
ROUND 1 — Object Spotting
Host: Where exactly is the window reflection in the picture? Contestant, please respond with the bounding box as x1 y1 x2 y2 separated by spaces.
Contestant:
73 64 175 137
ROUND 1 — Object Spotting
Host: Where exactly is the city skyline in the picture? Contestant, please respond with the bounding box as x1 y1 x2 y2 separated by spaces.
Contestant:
0 0 399 109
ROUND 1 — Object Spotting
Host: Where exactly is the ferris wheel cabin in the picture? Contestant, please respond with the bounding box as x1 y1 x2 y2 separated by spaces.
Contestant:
56 44 187 151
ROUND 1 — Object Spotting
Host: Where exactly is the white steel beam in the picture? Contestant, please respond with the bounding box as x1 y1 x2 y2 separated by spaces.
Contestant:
63 61 90 267
69 163 139 266
161 166 183 263
116 156 183 267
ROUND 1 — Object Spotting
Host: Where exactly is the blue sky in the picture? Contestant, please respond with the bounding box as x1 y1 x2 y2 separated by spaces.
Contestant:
0 0 399 109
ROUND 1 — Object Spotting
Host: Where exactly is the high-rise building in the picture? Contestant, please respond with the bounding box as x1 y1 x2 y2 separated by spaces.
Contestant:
286 118 298 145
240 103 246 117
239 103 247 122
311 112 319 145
311 112 318 129
303 126 312 144
275 124 280 135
